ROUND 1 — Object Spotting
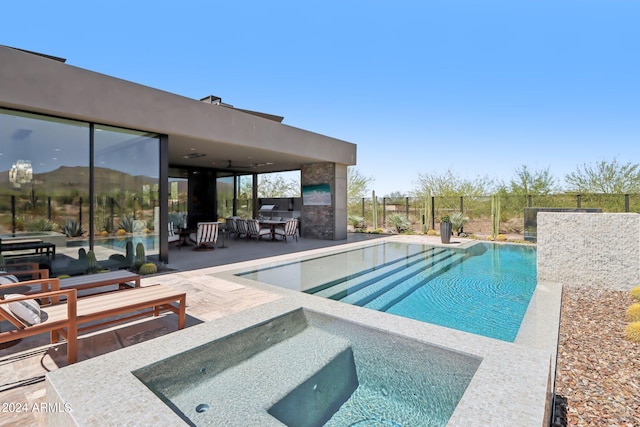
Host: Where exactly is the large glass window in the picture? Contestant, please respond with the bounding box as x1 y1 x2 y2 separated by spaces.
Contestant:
216 173 234 219
0 108 160 274
169 167 188 228
94 124 160 254
236 174 254 218
0 108 90 240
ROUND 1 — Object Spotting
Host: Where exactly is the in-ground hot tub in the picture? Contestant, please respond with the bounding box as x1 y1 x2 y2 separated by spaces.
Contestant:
133 308 481 427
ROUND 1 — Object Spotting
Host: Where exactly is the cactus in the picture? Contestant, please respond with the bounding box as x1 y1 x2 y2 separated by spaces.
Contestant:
627 303 640 322
138 262 157 275
625 322 640 343
86 250 101 274
372 190 378 230
125 241 134 267
134 243 146 270
491 194 501 239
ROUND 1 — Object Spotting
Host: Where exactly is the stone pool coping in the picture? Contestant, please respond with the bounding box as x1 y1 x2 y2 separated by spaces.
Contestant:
46 236 561 426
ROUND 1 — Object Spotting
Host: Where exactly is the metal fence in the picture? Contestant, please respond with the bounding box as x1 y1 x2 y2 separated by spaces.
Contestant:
348 193 640 237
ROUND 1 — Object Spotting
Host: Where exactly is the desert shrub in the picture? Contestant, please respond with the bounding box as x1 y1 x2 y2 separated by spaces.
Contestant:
61 219 84 237
348 215 365 229
118 214 135 233
449 212 469 235
25 218 57 232
386 213 411 233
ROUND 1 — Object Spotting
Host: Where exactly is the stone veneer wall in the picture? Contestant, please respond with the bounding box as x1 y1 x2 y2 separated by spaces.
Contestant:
300 163 347 240
537 212 640 290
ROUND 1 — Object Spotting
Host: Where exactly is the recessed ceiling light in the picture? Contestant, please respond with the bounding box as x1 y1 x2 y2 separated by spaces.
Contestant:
183 153 206 159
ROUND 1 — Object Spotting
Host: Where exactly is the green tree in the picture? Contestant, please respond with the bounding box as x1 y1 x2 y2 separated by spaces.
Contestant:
507 165 558 195
256 173 300 197
384 191 406 204
565 158 640 193
347 167 374 200
412 169 494 197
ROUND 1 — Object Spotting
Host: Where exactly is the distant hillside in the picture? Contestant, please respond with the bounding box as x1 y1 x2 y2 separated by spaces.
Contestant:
0 166 158 194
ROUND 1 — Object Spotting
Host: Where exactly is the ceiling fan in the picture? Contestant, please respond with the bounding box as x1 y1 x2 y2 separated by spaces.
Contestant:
227 160 253 169
226 160 275 169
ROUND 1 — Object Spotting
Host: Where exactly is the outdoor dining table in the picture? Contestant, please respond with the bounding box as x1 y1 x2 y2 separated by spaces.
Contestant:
258 219 288 241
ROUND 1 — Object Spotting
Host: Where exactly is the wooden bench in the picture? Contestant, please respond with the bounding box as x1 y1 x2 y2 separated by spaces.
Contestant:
0 238 56 259
0 284 186 364
59 270 141 293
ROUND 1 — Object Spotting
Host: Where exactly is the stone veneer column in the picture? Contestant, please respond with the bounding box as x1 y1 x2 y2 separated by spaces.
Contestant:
300 163 348 240
537 212 640 290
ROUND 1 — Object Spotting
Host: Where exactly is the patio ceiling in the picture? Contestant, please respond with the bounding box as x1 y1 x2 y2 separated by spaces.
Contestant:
168 134 325 174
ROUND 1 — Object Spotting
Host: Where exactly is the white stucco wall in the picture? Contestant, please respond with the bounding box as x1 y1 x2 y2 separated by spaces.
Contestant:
537 212 640 290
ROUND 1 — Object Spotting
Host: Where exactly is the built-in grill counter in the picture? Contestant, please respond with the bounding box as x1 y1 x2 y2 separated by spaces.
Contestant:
258 199 301 220
258 205 279 219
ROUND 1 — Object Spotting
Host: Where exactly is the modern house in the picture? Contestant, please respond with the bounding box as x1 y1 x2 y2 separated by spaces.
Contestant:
0 45 356 265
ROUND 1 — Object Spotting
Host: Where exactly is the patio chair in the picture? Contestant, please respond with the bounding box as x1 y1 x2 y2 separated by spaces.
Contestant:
236 219 249 239
225 217 238 239
190 222 219 250
247 219 272 241
0 283 186 364
274 218 299 242
168 222 180 248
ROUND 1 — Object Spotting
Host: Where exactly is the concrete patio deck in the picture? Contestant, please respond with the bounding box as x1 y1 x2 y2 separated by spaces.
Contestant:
0 233 385 427
1 233 557 427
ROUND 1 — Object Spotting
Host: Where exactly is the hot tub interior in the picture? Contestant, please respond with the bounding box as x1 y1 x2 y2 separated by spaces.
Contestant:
133 308 482 427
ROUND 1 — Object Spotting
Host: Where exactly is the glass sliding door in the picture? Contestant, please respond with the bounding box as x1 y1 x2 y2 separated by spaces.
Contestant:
216 173 234 220
236 174 254 218
93 125 160 256
168 167 188 229
0 108 90 255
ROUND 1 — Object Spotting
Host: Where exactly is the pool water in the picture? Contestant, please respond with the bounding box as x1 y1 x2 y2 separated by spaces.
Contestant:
134 309 480 427
68 235 159 251
238 242 537 342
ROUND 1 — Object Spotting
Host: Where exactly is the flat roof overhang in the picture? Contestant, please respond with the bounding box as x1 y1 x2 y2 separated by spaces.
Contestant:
0 46 356 173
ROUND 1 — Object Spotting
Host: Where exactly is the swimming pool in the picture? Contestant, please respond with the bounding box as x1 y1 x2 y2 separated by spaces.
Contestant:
134 308 481 427
238 241 537 342
68 235 159 251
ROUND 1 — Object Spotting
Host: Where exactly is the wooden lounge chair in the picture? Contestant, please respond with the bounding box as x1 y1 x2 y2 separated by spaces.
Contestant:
0 283 186 364
0 271 140 304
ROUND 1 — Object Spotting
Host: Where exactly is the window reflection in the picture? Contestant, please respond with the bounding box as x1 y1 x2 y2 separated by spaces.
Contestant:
0 108 160 274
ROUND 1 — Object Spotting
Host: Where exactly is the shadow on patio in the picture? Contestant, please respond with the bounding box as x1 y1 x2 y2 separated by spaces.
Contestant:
0 233 384 426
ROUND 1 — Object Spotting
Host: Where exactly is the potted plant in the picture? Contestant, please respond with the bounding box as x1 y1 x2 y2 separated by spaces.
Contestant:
440 215 452 244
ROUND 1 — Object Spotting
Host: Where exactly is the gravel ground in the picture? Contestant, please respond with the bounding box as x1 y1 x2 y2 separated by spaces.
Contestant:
554 285 640 426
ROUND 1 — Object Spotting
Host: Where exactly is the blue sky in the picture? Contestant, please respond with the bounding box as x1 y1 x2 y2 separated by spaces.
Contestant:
3 0 639 196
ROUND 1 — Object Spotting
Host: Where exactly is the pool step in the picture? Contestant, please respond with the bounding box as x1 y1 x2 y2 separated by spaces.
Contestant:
338 249 462 307
174 327 355 426
305 246 438 296
364 251 468 312
311 248 446 301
